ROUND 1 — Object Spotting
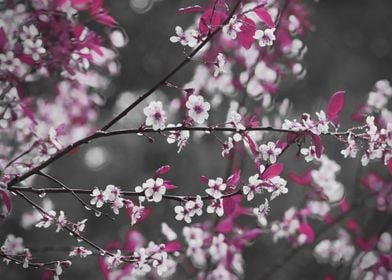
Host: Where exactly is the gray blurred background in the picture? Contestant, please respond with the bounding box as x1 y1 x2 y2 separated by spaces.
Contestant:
1 0 392 279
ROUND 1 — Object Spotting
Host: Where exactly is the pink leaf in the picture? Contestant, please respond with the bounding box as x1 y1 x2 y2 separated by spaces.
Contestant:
125 230 145 252
240 228 262 241
237 16 256 49
90 9 117 27
198 8 227 35
0 28 7 50
327 91 345 126
346 219 360 234
254 7 275 28
244 133 259 157
163 181 177 190
1 190 11 214
299 223 315 243
311 133 323 158
226 170 241 188
216 217 233 233
388 158 392 175
288 169 313 185
339 197 350 213
164 241 182 252
323 212 334 224
89 0 103 13
223 195 240 216
177 5 204 15
155 165 170 177
262 163 283 179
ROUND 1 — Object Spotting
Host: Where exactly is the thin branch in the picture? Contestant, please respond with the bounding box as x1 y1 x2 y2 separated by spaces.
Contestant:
37 171 115 221
7 124 356 189
0 252 70 271
12 185 242 202
260 196 370 280
12 190 124 261
6 0 244 189
99 0 243 132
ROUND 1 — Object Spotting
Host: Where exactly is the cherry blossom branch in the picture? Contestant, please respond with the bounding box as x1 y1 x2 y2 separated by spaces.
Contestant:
11 190 132 262
0 252 70 271
6 0 243 189
260 195 371 280
37 171 115 221
99 0 243 132
7 125 358 189
12 185 242 202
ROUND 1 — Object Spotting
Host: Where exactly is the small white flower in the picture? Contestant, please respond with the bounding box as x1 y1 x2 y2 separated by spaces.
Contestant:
69 246 93 258
0 51 21 73
207 199 224 216
213 53 226 77
136 178 166 202
186 95 210 124
72 219 87 234
166 123 190 153
242 174 262 201
270 177 288 200
107 249 123 268
161 223 177 241
174 205 192 223
23 38 46 61
35 210 56 228
301 146 318 162
253 199 270 226
227 111 245 131
169 26 197 47
143 101 166 131
205 177 226 199
259 141 282 163
56 211 67 232
254 28 276 47
1 235 25 256
222 16 242 39
90 188 105 208
222 137 234 157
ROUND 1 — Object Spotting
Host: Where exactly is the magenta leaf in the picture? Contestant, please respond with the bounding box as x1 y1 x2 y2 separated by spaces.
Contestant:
339 197 350 213
0 27 7 50
262 163 284 179
254 7 275 28
326 91 345 126
288 169 313 186
216 217 233 233
388 158 392 175
299 223 315 243
244 134 259 157
155 165 171 177
223 195 240 216
226 170 241 188
163 181 177 190
125 230 144 252
1 190 11 214
237 16 256 49
164 241 182 252
199 8 227 35
177 5 204 15
311 133 323 158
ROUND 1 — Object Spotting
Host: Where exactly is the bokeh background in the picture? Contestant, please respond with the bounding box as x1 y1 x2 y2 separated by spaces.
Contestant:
1 0 392 279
